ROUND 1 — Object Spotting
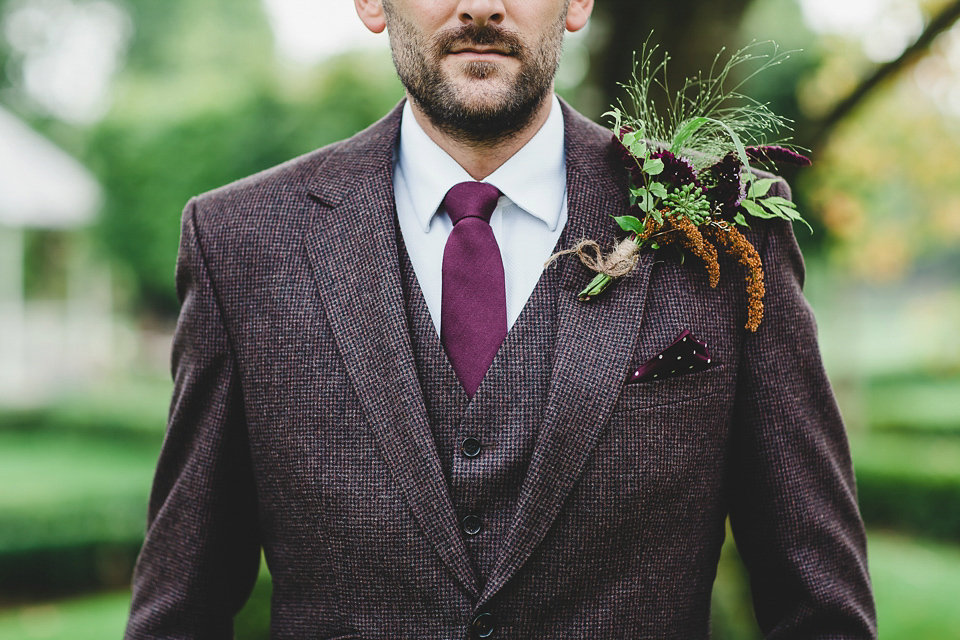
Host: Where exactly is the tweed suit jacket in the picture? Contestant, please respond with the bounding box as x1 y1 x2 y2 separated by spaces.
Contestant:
125 100 877 639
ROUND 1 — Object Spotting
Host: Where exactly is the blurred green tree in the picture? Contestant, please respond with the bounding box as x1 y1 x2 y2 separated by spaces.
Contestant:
87 57 402 314
586 0 753 120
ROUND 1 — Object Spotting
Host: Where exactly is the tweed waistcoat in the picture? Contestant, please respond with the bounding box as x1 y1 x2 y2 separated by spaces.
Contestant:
397 226 562 581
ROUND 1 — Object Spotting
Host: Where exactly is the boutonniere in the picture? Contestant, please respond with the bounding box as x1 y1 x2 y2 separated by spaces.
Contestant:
551 41 812 331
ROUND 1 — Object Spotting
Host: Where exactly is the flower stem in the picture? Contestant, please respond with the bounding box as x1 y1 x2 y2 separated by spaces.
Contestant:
578 272 614 301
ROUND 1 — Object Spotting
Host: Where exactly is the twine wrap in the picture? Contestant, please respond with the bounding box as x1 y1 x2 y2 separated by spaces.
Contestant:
546 236 641 278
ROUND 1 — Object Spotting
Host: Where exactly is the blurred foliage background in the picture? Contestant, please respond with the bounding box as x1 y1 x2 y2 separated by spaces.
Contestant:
1 0 960 638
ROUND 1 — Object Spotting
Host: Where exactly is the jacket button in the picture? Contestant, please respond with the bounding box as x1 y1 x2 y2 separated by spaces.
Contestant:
461 437 482 458
462 514 483 536
470 612 495 638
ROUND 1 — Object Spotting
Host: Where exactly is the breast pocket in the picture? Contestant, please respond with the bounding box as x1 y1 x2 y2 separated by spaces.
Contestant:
602 365 734 503
611 364 730 414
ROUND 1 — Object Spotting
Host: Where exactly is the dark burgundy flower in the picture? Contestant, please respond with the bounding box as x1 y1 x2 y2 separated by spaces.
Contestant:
746 145 812 167
649 150 700 189
614 130 639 179
615 132 702 190
705 152 744 220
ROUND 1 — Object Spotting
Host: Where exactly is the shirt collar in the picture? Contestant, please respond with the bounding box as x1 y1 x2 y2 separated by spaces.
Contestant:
396 95 566 233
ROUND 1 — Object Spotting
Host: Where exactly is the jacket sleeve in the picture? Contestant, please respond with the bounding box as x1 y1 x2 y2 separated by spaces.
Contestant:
125 199 261 639
725 182 878 639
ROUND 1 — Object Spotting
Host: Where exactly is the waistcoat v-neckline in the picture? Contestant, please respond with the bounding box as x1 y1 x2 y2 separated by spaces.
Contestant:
397 218 569 578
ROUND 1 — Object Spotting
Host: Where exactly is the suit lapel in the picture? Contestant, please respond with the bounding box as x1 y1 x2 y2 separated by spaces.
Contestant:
481 103 655 604
303 106 479 598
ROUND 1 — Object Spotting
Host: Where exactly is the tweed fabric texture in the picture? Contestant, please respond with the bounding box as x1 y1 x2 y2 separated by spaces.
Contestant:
125 100 876 639
399 218 561 582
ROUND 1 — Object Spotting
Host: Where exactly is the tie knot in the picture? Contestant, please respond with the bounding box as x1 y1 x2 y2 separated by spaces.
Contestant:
442 182 501 225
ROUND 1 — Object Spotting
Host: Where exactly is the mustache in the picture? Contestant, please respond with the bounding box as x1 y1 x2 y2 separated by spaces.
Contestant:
433 24 525 56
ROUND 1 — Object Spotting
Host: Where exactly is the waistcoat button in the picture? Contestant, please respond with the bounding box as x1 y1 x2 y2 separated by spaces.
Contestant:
461 437 482 458
462 514 483 536
470 612 495 638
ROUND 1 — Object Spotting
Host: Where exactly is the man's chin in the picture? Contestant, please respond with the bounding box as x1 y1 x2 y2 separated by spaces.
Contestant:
431 74 512 109
450 89 516 115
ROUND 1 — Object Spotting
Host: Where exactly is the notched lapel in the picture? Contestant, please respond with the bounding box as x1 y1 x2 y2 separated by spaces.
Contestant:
303 109 479 598
482 105 655 603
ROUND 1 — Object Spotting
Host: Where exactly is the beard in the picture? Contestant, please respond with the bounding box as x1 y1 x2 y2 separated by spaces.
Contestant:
383 7 566 146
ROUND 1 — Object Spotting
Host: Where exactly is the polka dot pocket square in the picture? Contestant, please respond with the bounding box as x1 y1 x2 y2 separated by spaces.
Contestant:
627 329 715 384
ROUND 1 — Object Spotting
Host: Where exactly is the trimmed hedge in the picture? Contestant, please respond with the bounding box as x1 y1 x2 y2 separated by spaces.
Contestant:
0 543 142 601
851 433 960 541
0 432 155 597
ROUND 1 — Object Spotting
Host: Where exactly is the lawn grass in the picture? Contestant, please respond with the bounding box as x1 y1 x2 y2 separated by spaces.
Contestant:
865 376 960 434
0 559 272 640
869 530 960 639
0 590 131 640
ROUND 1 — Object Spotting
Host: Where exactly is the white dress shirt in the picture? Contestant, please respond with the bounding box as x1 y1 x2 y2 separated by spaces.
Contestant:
393 95 568 334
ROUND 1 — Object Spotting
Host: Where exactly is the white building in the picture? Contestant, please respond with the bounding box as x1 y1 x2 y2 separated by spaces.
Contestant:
0 104 113 404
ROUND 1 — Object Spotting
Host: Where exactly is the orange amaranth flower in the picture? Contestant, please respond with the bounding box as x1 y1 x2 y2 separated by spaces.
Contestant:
704 223 765 331
654 214 721 288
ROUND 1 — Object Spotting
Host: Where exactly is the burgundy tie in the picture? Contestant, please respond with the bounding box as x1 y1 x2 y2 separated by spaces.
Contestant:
440 182 507 398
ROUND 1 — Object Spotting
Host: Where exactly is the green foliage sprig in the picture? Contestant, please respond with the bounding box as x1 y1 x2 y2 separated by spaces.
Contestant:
555 38 814 330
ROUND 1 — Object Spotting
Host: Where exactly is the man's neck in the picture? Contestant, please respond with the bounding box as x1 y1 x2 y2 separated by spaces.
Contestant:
406 93 556 181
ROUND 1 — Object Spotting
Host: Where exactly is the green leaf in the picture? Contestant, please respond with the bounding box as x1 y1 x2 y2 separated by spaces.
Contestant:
764 195 796 208
622 131 640 149
765 202 814 233
643 157 664 176
759 200 793 220
705 117 751 174
649 182 668 199
748 178 777 199
633 187 653 212
630 138 649 159
603 109 623 133
613 215 646 234
733 212 750 227
669 117 709 154
775 204 801 220
759 199 796 220
742 199 776 219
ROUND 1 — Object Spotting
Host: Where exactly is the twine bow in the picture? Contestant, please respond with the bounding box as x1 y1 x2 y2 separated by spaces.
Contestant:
545 236 641 278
